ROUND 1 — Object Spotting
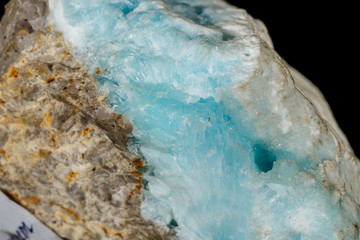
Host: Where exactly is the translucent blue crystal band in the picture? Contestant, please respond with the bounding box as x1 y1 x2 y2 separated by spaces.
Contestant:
48 0 355 239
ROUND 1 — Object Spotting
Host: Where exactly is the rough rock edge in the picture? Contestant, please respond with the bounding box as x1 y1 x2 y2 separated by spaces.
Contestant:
251 14 360 237
252 17 351 149
0 0 173 239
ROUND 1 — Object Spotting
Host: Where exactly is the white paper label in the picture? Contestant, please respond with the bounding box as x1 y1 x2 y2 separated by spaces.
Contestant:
0 191 61 240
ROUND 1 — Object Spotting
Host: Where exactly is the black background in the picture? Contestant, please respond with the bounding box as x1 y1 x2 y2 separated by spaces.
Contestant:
227 2 359 156
1 2 359 155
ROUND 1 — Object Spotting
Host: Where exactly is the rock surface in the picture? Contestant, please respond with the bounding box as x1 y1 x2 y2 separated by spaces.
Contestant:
0 0 172 239
1 0 360 240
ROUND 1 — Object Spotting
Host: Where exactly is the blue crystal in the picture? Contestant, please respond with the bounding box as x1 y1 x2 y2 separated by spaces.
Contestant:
48 0 355 239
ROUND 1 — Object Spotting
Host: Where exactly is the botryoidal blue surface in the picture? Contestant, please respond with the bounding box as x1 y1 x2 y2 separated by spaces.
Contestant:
49 0 355 239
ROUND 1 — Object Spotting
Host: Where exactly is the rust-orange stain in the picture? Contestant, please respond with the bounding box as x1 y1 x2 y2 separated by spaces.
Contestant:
65 171 78 183
81 127 90 136
4 192 41 209
46 202 125 239
132 157 145 168
124 170 143 209
95 67 107 75
48 201 83 222
0 149 10 159
46 76 56 84
94 223 124 239
3 66 19 83
10 67 18 78
134 183 142 191
20 197 41 206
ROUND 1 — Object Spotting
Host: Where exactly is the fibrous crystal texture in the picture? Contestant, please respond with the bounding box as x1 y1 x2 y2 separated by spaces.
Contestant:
48 0 360 239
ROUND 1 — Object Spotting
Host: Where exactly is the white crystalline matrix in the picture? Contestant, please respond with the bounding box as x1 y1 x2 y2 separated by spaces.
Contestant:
48 0 360 239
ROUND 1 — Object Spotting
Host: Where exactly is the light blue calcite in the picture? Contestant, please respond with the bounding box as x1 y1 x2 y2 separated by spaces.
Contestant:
48 0 359 239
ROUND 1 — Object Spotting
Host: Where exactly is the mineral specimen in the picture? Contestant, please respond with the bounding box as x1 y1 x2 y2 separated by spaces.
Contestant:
1 0 360 239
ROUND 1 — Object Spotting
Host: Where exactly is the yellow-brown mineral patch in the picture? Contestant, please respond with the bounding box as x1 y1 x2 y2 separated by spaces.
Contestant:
46 76 56 84
94 222 124 239
18 29 28 35
20 197 41 206
9 67 17 78
0 149 10 159
42 112 53 126
65 171 78 183
132 157 145 168
81 127 90 136
4 192 41 210
48 201 83 222
61 50 69 58
95 67 107 75
2 66 18 83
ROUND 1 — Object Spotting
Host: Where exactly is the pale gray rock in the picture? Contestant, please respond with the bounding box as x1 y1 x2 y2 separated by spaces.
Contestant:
0 0 172 239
